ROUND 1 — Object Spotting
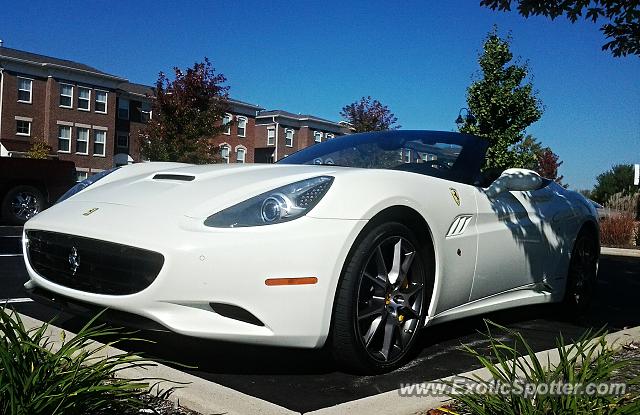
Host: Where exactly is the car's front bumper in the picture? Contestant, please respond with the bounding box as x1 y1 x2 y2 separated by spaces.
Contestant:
23 200 367 348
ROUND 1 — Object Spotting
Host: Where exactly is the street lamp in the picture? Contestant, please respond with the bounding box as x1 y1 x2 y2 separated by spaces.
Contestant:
455 108 476 128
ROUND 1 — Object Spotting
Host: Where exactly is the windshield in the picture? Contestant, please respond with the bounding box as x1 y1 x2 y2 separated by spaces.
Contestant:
278 130 489 185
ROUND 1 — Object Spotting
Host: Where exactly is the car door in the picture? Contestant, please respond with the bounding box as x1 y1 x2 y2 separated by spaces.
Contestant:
470 186 549 301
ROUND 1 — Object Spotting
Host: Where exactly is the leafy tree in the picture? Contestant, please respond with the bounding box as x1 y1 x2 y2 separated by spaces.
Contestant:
514 135 566 185
140 58 230 164
459 28 544 171
514 134 543 169
590 164 637 203
536 147 566 185
26 137 50 159
480 0 640 57
340 96 400 132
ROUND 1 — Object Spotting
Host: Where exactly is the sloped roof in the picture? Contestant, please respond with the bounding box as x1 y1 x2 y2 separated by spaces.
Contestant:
0 46 124 80
228 97 263 110
257 110 340 125
117 82 155 97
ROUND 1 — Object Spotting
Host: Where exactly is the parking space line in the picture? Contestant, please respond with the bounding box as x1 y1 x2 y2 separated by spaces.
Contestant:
0 254 22 257
1 298 33 304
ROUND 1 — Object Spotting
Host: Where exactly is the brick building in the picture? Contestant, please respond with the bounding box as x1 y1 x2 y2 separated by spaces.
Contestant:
254 110 351 163
0 45 349 178
0 47 125 180
114 82 154 166
218 99 264 163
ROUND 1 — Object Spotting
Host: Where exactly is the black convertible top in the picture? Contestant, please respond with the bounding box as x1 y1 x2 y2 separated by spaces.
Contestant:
279 130 489 185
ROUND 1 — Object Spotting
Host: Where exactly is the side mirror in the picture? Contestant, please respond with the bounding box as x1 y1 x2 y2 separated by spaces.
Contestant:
485 168 543 198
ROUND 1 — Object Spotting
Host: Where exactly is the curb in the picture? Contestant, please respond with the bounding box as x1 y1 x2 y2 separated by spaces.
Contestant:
602 247 640 258
17 313 298 415
306 325 640 415
16 313 640 415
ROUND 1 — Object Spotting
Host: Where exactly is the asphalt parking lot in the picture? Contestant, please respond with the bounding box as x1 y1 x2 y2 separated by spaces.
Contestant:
2 225 639 413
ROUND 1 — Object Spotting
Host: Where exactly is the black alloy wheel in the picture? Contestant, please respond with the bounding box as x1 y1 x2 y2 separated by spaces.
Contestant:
332 222 429 373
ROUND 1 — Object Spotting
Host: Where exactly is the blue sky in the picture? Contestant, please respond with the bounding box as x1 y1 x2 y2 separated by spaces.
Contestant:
2 0 638 189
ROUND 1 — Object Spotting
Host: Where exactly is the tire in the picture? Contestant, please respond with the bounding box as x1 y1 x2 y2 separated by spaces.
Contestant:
563 229 599 316
1 185 45 225
331 222 430 374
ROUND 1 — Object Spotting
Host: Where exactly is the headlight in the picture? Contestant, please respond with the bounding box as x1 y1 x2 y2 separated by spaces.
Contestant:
205 176 334 228
57 167 120 204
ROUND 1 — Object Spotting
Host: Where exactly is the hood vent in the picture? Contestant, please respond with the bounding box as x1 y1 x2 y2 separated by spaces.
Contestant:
152 174 196 182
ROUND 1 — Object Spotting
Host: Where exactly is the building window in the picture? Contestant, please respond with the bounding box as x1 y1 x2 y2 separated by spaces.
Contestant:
404 149 411 163
93 130 106 156
76 171 89 182
267 127 275 145
16 120 31 136
418 152 437 162
95 90 108 113
78 87 90 111
17 78 32 103
59 84 73 108
220 145 230 163
58 126 71 153
314 131 322 143
118 98 129 119
140 101 152 122
76 127 89 154
223 113 232 135
326 133 334 140
236 147 246 163
285 129 294 147
117 132 129 148
237 116 247 137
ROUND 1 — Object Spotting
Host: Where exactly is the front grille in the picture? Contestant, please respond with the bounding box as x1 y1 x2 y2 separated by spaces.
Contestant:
26 230 164 295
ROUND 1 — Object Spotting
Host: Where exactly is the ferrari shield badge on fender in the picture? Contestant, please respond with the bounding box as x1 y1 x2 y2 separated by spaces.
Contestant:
83 207 99 216
449 188 461 206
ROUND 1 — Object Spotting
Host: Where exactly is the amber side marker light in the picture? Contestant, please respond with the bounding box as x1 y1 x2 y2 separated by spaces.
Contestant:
265 277 318 286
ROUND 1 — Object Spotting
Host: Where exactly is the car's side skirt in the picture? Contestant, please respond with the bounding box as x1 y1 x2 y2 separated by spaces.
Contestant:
425 284 561 327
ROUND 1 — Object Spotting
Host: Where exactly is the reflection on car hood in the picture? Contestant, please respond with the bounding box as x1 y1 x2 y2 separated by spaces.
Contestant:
66 163 342 218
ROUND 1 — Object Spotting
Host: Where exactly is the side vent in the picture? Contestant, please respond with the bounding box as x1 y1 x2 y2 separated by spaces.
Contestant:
209 302 264 326
446 215 473 237
152 174 195 181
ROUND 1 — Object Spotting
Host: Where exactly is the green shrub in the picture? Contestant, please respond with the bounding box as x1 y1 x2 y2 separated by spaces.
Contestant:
448 321 640 415
0 307 158 415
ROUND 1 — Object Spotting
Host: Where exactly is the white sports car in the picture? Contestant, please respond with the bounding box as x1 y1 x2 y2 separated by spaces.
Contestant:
22 130 599 373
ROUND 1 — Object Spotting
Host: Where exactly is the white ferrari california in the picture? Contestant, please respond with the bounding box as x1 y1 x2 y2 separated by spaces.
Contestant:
22 130 599 373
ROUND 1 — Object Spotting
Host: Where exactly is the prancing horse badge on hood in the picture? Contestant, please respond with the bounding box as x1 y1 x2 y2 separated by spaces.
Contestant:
449 188 460 206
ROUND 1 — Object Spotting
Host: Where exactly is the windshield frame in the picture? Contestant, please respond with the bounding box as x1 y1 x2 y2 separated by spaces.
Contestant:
278 130 489 185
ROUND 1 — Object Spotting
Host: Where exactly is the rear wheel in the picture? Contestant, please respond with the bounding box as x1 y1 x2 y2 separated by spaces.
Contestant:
1 185 45 225
563 229 599 315
331 222 429 373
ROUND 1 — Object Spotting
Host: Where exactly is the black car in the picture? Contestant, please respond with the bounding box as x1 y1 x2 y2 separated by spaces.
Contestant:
0 157 76 224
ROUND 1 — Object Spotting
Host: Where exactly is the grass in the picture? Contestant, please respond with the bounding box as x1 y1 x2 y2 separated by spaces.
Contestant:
0 307 163 415
447 321 640 415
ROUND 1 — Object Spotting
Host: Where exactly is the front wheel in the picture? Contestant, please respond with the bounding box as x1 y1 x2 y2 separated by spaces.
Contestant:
331 222 429 373
563 229 599 315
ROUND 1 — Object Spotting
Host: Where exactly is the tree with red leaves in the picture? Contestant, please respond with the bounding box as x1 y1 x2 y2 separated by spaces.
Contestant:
340 96 400 132
536 147 566 186
140 58 230 164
